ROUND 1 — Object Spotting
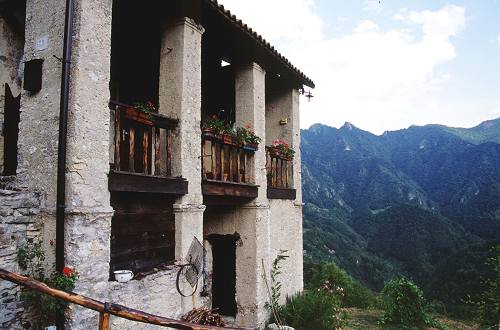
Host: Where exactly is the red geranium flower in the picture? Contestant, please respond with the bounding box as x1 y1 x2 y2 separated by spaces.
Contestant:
63 267 73 277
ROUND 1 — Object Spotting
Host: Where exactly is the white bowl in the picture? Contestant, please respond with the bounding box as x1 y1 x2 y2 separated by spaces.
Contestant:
114 270 134 283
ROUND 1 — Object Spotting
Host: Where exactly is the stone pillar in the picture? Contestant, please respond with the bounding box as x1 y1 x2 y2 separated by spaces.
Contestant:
235 63 267 195
266 88 304 297
234 63 271 327
62 0 114 328
159 18 205 313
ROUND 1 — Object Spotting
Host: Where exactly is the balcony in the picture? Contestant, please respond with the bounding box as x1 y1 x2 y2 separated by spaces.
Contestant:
266 146 296 200
108 103 187 195
201 132 258 204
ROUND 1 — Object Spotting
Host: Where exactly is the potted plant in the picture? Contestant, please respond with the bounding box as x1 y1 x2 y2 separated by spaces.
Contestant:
237 124 261 152
202 115 225 140
221 124 237 146
269 139 295 160
125 100 157 125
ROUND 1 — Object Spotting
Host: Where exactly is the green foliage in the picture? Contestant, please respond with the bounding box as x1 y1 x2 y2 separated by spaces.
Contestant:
134 100 156 114
308 261 377 308
202 114 228 135
277 291 347 330
236 124 261 145
466 245 500 328
16 241 78 327
267 250 289 312
379 277 447 330
425 240 500 320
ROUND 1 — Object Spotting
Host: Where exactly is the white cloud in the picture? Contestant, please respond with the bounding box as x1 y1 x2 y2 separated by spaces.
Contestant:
497 34 500 45
217 1 480 134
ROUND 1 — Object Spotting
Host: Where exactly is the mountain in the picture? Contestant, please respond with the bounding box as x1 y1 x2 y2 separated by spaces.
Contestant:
301 118 500 293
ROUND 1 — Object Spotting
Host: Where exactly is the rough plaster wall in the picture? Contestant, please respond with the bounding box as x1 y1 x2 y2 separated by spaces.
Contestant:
204 204 271 328
269 200 303 303
265 90 294 145
0 19 24 174
0 189 41 329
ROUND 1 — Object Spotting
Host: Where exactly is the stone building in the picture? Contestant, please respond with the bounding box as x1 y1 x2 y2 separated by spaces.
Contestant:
0 0 314 328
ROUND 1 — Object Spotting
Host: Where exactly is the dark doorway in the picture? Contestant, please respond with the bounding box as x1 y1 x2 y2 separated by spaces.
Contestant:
3 84 20 175
208 234 238 316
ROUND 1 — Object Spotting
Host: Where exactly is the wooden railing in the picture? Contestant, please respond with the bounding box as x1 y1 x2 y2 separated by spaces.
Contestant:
266 147 293 189
0 268 246 330
201 134 254 184
111 102 178 177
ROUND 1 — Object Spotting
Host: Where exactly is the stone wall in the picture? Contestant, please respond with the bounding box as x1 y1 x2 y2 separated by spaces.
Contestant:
0 189 41 329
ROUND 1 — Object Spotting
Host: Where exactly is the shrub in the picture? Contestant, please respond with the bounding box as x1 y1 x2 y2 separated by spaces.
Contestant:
16 240 78 327
379 277 447 330
278 291 346 330
309 262 377 308
466 245 500 328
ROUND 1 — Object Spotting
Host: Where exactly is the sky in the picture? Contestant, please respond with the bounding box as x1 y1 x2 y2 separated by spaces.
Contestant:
218 0 500 134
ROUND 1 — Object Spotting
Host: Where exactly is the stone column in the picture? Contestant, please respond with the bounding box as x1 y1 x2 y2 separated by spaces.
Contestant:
266 88 304 297
234 63 271 327
159 18 205 313
62 0 114 328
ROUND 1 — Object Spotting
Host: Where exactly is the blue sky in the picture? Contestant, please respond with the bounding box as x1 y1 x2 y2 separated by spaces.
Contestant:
219 0 500 134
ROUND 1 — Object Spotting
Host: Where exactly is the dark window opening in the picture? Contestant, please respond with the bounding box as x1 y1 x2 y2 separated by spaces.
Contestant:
208 234 238 316
3 84 20 176
110 0 162 107
201 32 235 125
110 192 175 278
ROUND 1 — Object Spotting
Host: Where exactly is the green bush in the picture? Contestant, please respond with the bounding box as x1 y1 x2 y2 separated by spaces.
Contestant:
278 291 346 330
379 277 447 330
16 241 78 327
467 245 500 328
309 262 377 308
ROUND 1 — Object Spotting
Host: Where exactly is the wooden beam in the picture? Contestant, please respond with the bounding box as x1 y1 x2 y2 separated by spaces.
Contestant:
267 187 296 200
108 171 188 195
202 180 258 198
0 268 246 330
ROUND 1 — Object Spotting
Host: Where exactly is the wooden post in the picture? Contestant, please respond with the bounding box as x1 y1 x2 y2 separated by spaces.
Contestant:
201 138 206 180
154 128 161 175
236 149 241 183
143 129 149 174
285 160 289 188
228 147 233 182
166 129 173 177
221 145 226 181
114 107 121 171
99 312 110 330
129 126 135 173
211 141 216 180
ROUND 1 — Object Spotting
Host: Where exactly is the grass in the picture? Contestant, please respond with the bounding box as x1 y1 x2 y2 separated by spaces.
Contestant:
344 308 479 330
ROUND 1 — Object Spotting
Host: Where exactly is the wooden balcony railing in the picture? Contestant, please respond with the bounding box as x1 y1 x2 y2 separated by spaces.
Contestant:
266 147 293 188
266 147 296 200
201 134 253 184
112 103 178 177
201 133 258 202
109 102 187 195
